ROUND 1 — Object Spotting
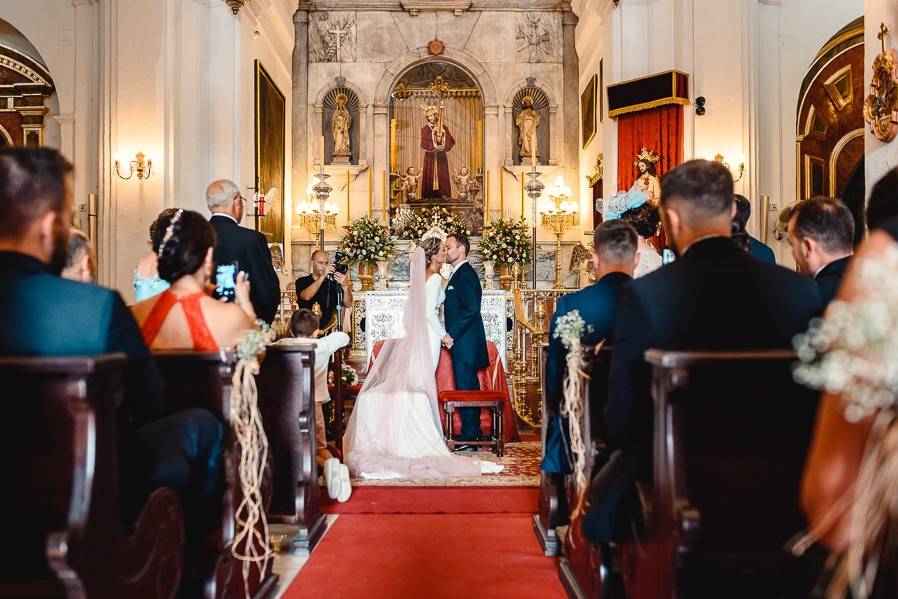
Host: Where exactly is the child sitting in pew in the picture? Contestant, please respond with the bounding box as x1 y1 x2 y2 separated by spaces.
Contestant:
275 309 351 502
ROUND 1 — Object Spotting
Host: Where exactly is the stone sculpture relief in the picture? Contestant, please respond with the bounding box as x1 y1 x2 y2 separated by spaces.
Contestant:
310 12 357 63
515 12 559 63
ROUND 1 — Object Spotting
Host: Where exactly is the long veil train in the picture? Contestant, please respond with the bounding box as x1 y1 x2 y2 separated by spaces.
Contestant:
343 247 493 479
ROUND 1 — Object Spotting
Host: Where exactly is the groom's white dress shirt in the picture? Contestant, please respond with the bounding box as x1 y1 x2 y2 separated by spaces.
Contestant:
448 259 469 282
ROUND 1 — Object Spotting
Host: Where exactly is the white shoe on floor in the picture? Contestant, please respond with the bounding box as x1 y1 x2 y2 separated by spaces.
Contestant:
324 458 341 499
337 464 352 503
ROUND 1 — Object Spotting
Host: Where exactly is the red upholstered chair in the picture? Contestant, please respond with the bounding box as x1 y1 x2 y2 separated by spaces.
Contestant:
370 340 519 444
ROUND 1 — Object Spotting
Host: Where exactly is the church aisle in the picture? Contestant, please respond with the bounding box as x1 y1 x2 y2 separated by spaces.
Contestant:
281 512 566 599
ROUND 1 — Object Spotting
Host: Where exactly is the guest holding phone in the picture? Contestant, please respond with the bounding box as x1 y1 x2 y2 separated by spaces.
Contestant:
131 209 255 350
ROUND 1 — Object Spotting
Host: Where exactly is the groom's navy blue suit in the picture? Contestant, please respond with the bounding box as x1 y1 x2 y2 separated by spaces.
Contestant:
444 260 489 441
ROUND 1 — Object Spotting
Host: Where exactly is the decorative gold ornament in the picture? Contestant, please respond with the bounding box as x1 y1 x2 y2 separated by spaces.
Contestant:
633 146 660 167
586 153 604 188
864 24 898 143
427 39 445 56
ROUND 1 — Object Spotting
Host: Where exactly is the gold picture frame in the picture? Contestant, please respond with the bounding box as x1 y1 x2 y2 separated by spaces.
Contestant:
581 73 597 149
254 60 286 246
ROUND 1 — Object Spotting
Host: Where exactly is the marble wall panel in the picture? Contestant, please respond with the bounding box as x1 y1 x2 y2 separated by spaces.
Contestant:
463 11 517 63
355 12 408 62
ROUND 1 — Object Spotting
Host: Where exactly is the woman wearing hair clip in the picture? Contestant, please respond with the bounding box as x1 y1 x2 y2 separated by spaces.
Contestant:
130 209 256 351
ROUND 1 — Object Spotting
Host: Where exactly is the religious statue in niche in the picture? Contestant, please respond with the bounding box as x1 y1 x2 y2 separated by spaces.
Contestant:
394 166 421 204
331 92 352 164
863 24 898 142
516 95 541 161
420 101 456 199
633 147 661 206
453 166 478 202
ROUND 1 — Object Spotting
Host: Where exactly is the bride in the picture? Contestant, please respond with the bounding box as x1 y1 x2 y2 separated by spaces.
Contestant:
343 232 503 480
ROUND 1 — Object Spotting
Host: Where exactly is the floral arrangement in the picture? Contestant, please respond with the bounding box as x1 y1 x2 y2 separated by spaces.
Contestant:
791 246 898 599
395 206 471 241
341 363 359 387
552 309 595 518
793 246 898 422
478 217 532 266
338 216 396 265
235 320 274 360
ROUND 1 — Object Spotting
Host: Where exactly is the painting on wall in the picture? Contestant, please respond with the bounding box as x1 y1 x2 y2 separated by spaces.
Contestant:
254 60 286 247
581 73 597 149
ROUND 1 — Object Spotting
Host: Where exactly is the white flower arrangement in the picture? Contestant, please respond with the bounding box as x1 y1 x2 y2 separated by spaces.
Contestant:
395 206 471 241
553 310 595 351
478 217 532 266
793 245 898 422
341 363 359 387
552 308 595 518
339 216 396 265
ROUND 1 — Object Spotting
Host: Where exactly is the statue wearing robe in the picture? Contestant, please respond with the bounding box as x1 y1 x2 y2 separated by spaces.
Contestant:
420 113 455 199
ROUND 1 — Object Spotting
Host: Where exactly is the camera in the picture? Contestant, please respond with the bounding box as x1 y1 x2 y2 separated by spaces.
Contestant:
332 251 349 276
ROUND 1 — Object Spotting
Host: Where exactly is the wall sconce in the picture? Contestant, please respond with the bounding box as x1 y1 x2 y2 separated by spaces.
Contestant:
695 96 706 116
714 153 744 183
114 152 152 181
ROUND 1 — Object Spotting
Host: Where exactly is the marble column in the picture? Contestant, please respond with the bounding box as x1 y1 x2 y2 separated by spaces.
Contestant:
562 8 580 192
292 8 310 231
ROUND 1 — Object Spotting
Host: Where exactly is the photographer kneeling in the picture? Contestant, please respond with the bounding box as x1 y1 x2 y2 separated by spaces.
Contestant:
295 249 353 331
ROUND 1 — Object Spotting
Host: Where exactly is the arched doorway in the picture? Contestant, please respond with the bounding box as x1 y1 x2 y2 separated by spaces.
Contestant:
0 19 56 147
388 60 485 234
796 16 865 241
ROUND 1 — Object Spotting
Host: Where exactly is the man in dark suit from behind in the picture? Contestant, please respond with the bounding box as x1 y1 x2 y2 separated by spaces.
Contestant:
588 160 821 545
206 179 280 324
0 147 222 523
788 196 855 308
541 219 638 474
734 194 776 263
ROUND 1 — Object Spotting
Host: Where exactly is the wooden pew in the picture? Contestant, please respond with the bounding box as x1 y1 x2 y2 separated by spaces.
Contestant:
154 351 278 599
557 345 613 599
534 344 566 557
256 344 326 553
0 354 184 599
620 350 818 599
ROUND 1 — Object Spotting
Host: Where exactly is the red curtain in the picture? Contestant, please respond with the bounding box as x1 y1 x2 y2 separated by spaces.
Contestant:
616 104 684 191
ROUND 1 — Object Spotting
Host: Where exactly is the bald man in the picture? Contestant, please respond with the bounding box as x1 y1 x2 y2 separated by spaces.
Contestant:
294 249 352 330
206 179 280 323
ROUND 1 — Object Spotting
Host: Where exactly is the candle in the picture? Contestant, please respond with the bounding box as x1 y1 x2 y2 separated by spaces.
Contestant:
382 170 387 224
499 170 504 216
530 133 537 169
320 135 326 166
486 170 490 216
520 174 525 219
368 168 373 216
346 170 350 221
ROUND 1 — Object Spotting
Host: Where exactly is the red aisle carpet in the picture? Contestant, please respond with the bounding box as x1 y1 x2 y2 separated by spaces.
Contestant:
282 514 567 599
322 486 538 515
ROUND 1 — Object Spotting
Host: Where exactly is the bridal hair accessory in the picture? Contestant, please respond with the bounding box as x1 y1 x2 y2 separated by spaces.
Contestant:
421 226 448 243
634 147 660 166
603 189 648 221
156 208 184 255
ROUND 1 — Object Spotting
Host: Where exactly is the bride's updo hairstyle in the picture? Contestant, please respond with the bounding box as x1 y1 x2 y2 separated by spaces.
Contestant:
420 237 443 267
620 203 660 239
152 209 217 283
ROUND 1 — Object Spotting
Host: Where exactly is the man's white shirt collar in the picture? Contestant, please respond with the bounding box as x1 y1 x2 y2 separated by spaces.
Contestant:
212 213 239 225
450 259 469 279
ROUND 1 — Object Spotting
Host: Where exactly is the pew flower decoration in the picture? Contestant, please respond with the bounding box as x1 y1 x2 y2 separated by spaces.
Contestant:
793 246 898 422
792 245 898 599
339 216 396 266
231 320 277 593
478 217 532 267
553 310 595 518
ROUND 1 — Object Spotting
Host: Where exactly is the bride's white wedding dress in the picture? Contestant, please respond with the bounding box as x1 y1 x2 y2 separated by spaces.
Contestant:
344 249 503 480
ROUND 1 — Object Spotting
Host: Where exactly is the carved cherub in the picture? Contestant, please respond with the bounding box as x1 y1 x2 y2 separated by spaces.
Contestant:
453 166 478 201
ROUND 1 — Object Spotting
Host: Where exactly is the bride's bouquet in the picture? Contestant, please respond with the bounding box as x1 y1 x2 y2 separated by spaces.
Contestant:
478 217 532 266
338 216 396 266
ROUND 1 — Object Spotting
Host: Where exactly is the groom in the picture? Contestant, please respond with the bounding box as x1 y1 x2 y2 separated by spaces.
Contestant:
443 233 490 449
